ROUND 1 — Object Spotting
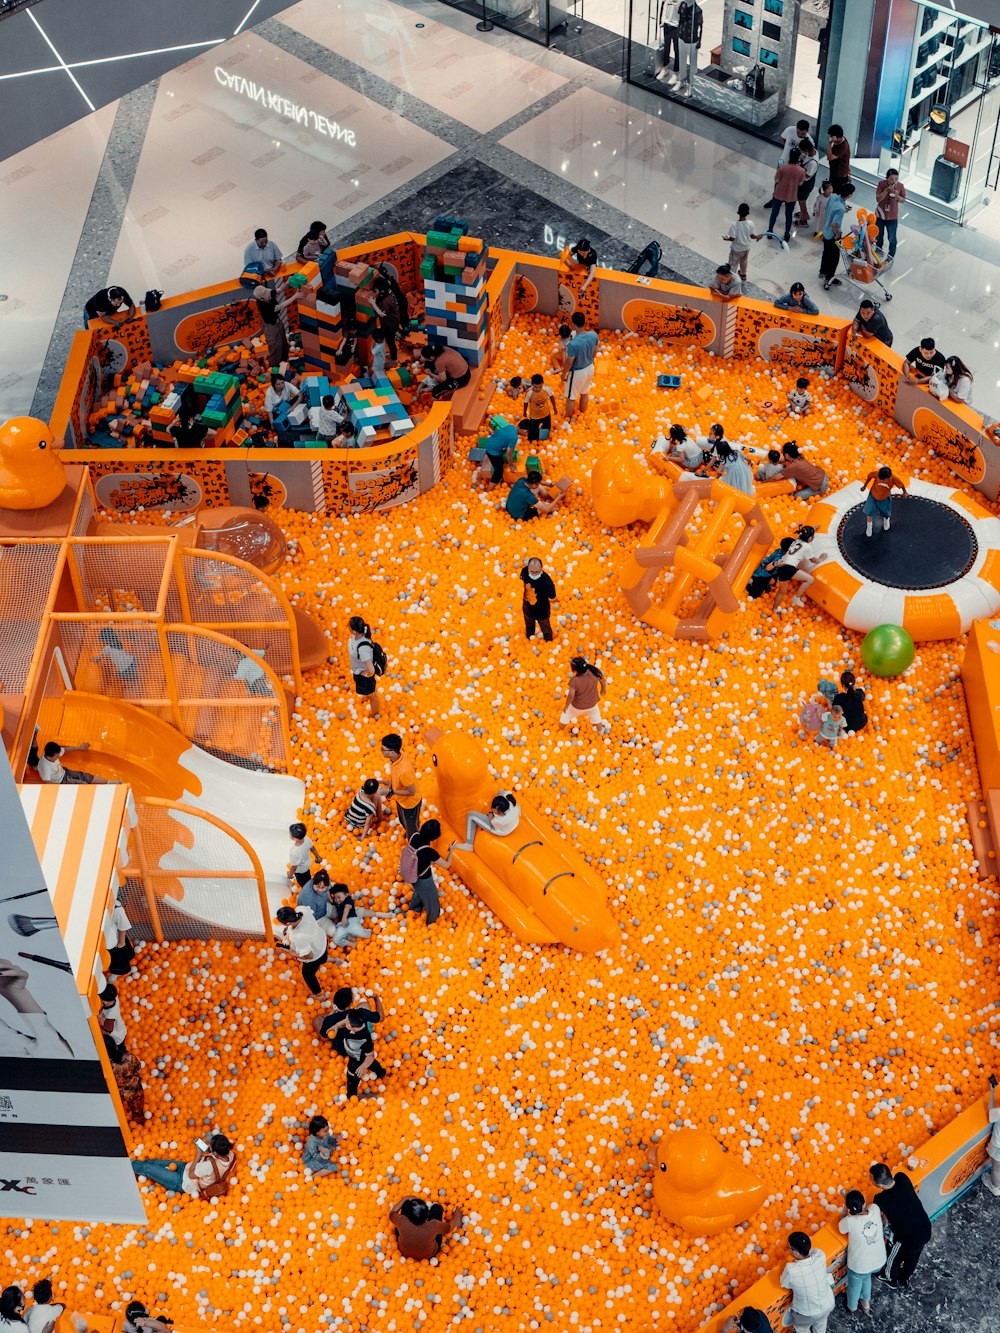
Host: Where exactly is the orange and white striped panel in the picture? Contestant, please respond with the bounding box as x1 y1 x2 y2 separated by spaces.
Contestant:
16 784 132 997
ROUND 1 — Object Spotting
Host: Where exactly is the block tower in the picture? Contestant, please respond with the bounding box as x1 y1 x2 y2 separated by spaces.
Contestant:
421 219 488 368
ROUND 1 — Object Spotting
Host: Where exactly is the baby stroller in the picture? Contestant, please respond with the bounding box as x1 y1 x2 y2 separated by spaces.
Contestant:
627 240 662 278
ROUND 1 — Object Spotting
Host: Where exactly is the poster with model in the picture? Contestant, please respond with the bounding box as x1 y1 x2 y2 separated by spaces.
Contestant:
0 755 145 1222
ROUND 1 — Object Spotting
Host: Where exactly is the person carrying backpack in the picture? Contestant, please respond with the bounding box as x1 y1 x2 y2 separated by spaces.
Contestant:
348 615 385 719
398 819 453 926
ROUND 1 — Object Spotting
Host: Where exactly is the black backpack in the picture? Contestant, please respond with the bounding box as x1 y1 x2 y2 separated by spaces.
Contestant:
144 289 163 312
362 637 388 677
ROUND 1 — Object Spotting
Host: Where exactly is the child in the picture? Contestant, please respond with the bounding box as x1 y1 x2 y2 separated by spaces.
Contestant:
92 627 138 680
756 448 784 482
838 1189 887 1315
551 325 572 374
862 464 906 536
370 332 388 377
507 375 523 398
328 883 372 946
346 778 384 836
287 822 318 888
812 180 833 240
522 373 557 442
787 377 811 416
721 203 762 282
817 703 847 749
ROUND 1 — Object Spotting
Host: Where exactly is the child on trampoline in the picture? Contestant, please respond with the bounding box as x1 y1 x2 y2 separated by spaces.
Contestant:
861 465 906 536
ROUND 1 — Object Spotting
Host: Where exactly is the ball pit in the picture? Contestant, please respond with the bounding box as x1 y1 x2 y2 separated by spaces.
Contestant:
11 313 1000 1332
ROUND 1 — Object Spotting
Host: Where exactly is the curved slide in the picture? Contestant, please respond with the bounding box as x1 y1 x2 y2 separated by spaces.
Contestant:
38 692 304 922
426 728 617 953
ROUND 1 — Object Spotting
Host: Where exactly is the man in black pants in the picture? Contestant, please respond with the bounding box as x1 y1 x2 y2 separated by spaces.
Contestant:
870 1162 932 1288
520 558 558 643
820 182 854 292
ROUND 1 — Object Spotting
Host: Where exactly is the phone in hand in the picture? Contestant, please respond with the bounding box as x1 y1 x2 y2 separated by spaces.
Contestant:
195 1137 210 1152
990 1073 998 1088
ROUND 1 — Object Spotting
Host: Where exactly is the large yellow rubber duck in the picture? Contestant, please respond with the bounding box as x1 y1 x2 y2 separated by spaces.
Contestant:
425 727 617 953
0 417 66 510
646 1128 766 1235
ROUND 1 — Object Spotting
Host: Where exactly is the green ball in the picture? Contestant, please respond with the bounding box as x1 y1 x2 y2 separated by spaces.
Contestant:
861 624 915 677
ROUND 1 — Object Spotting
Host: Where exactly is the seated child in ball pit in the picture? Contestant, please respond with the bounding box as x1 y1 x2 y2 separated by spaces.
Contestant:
345 778 385 836
756 449 784 482
817 703 848 749
787 376 812 416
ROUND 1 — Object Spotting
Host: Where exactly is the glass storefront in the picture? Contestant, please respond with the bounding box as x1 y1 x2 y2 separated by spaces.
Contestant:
846 1 1000 226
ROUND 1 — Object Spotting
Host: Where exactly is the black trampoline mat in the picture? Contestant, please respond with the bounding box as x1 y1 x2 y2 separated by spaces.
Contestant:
837 495 977 591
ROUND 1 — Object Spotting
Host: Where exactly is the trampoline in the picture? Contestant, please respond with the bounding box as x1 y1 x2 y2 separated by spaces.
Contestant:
804 479 1000 641
837 496 978 591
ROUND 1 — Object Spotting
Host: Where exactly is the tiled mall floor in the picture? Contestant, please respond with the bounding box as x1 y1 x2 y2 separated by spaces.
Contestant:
3 0 1000 421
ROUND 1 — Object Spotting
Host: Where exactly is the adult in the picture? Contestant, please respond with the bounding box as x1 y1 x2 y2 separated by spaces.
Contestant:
825 124 851 193
122 1302 172 1333
795 138 820 227
819 182 852 291
768 146 806 243
429 346 471 398
379 733 422 838
264 371 302 426
0 1288 28 1332
984 1077 1000 1196
303 1114 339 1176
389 1196 464 1259
779 118 811 161
506 471 565 522
132 1133 236 1199
276 906 329 997
777 442 828 499
569 239 598 290
404 819 453 926
561 656 609 734
564 311 599 418
874 168 906 258
870 1162 932 1288
98 982 127 1058
833 670 868 733
771 525 822 613
167 405 207 450
0 959 73 1058
713 441 754 495
852 298 892 347
297 867 333 936
520 557 558 642
452 792 520 852
943 355 974 404
676 1 703 97
376 262 409 326
244 228 283 277
372 277 402 361
659 0 681 78
295 220 330 263
779 1231 834 1333
104 1036 145 1123
709 264 742 302
253 284 292 366
774 282 819 316
37 740 95 785
24 1280 63 1333
84 286 136 326
902 337 945 384
522 373 557 443
838 1189 886 1317
347 615 381 719
480 416 518 488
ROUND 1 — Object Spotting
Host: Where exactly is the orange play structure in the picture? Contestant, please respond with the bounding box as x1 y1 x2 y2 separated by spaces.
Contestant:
425 727 617 952
591 445 773 640
647 1128 766 1236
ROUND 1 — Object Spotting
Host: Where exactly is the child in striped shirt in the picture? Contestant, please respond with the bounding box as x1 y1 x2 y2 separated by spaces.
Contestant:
346 779 385 836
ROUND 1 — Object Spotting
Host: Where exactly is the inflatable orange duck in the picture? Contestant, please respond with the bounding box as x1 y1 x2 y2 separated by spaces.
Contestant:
646 1128 766 1235
425 727 617 953
0 417 66 510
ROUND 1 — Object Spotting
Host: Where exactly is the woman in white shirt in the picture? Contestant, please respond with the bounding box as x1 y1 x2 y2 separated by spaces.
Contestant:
943 355 974 405
0 1286 29 1333
452 792 520 851
838 1190 887 1315
275 906 329 995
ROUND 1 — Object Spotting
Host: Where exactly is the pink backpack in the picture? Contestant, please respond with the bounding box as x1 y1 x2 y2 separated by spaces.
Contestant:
398 841 420 883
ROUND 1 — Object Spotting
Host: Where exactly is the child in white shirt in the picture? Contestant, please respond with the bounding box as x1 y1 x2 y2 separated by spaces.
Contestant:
756 449 784 482
721 202 762 281
787 376 812 416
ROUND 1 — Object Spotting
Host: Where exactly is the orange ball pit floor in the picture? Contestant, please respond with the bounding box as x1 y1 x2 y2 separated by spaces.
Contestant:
14 315 999 1332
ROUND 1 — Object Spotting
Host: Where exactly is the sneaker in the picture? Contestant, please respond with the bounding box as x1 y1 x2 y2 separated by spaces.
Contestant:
983 1174 1000 1196
858 1299 871 1316
783 233 792 242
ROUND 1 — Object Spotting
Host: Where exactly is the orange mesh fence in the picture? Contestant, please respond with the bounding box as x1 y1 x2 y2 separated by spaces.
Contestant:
65 536 172 614
0 543 62 694
123 798 271 943
51 617 168 708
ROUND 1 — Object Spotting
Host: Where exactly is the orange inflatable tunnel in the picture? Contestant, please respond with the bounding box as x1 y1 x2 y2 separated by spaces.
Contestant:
425 727 617 953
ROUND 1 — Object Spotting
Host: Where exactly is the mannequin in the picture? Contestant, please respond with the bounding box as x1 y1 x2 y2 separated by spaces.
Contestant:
658 0 681 78
676 1 703 96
